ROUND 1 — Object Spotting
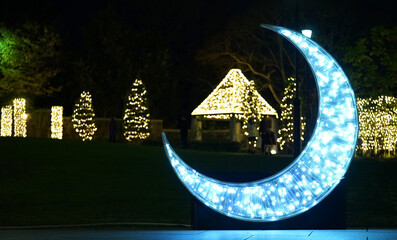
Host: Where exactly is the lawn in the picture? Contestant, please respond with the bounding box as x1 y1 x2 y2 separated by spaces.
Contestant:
0 137 396 228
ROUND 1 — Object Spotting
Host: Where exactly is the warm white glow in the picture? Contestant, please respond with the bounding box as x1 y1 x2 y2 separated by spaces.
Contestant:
163 25 358 222
51 106 63 139
301 29 312 38
357 96 397 156
1 105 13 137
191 69 278 120
123 79 151 141
72 91 97 141
13 98 27 137
278 77 306 150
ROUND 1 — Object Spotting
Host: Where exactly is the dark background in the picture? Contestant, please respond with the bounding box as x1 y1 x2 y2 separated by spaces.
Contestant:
0 0 395 126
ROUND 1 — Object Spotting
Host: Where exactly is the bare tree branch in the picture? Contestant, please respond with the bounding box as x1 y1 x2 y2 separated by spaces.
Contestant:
218 51 281 104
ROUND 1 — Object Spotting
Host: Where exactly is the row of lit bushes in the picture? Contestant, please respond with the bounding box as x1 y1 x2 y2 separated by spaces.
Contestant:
1 94 396 157
0 79 151 142
0 98 63 139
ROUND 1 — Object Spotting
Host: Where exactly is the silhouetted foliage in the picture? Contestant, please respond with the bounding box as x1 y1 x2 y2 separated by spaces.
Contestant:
344 26 397 98
0 22 61 101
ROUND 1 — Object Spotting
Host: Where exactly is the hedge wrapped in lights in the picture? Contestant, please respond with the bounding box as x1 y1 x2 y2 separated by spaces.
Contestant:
1 105 13 137
357 96 397 157
13 98 27 137
51 106 63 139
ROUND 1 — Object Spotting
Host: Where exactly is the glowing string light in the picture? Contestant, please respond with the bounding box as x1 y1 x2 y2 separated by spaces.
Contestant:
13 98 27 137
357 96 397 156
242 80 262 147
51 106 63 139
192 69 277 120
278 77 306 151
123 79 151 141
72 91 97 141
1 105 13 137
162 25 359 222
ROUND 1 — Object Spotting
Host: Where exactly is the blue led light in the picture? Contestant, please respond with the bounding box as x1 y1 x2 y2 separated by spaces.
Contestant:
162 25 359 222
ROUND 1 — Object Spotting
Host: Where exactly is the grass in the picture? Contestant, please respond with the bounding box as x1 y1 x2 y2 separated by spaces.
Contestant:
0 137 397 228
0 137 188 226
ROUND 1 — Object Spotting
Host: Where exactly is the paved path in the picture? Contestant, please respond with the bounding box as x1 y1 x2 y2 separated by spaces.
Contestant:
1 229 397 240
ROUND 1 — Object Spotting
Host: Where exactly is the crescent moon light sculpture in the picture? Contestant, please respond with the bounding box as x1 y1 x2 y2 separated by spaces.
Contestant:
162 25 359 222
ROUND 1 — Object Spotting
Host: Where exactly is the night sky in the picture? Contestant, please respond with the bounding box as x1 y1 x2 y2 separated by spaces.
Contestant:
2 0 394 36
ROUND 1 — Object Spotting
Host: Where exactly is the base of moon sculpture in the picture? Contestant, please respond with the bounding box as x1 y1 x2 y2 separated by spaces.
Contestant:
162 25 359 222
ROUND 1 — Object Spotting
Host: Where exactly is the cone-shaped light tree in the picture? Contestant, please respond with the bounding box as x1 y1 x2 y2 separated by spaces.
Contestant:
278 77 305 151
242 80 260 146
72 91 97 141
123 79 150 141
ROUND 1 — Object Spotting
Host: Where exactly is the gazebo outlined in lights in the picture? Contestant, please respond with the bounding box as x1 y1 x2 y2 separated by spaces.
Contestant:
191 69 278 143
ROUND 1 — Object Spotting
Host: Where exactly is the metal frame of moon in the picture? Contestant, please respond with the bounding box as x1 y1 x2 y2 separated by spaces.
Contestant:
162 25 359 222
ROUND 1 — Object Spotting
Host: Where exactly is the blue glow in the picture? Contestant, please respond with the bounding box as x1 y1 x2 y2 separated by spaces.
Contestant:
162 25 359 222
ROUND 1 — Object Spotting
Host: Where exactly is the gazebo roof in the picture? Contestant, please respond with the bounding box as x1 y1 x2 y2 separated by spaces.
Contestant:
191 69 277 119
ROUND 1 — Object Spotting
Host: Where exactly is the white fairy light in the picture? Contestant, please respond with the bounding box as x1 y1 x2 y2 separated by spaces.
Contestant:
51 106 63 139
1 105 13 137
13 98 27 137
278 77 306 150
357 96 397 155
162 25 358 222
192 69 277 120
72 91 97 141
123 79 151 141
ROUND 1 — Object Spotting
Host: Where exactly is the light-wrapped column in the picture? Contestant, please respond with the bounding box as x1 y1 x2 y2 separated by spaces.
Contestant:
13 98 27 137
1 105 13 137
51 106 63 139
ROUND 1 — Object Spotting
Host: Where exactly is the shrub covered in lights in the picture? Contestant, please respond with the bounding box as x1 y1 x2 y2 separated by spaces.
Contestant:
72 91 97 141
357 96 397 157
242 80 261 146
51 106 63 139
13 98 27 137
278 77 305 151
123 79 150 141
1 105 13 137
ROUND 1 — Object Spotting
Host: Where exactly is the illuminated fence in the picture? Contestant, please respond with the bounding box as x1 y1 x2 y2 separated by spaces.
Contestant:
13 98 27 137
1 105 13 137
51 106 63 139
357 96 397 157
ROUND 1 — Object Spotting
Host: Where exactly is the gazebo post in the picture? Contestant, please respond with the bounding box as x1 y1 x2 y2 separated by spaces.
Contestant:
229 114 241 142
191 116 202 142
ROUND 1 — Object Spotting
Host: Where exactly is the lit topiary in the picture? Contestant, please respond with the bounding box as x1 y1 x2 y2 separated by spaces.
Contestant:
242 80 261 146
13 98 27 137
123 79 150 141
278 77 305 151
51 106 63 139
1 105 13 137
357 96 397 157
72 91 97 141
